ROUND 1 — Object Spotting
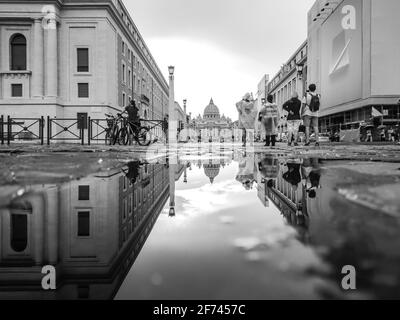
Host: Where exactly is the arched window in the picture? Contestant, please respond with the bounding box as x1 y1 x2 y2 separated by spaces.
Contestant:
10 34 27 71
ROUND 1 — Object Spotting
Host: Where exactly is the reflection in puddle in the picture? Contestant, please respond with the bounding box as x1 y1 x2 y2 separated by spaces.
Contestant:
0 150 400 299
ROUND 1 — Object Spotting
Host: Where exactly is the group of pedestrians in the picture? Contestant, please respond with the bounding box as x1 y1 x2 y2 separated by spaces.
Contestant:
237 84 321 148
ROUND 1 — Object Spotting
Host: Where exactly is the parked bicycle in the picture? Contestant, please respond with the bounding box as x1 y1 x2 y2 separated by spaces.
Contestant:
105 113 123 145
105 113 152 146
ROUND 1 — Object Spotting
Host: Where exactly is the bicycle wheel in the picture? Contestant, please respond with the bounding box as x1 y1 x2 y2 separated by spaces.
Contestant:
137 127 151 146
112 126 120 145
105 130 112 145
119 127 130 146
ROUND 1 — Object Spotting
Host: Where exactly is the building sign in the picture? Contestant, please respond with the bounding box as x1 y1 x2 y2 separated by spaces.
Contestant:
320 0 363 110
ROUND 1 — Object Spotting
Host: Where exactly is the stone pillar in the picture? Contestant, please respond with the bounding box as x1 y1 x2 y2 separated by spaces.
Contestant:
168 67 177 144
297 74 304 99
169 163 176 217
46 18 58 97
32 18 44 98
183 99 188 142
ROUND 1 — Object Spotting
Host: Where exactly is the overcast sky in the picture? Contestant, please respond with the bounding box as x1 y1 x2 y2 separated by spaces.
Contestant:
125 0 316 120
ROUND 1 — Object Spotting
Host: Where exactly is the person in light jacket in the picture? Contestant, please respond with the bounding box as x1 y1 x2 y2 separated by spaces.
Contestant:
236 93 257 147
258 95 280 147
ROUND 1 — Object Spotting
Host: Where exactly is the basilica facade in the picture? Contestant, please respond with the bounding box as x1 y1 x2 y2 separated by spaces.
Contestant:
193 98 233 141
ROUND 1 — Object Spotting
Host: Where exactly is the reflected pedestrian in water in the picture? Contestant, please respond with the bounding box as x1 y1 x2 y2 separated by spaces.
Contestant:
282 161 302 191
258 156 280 188
236 152 256 190
301 158 322 199
125 160 144 184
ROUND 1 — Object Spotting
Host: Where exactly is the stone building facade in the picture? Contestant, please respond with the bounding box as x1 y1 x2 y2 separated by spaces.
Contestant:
0 0 168 140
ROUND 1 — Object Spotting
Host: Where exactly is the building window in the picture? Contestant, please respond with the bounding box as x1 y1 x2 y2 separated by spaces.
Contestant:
128 70 132 87
122 93 126 106
77 48 89 72
78 286 90 299
122 64 126 83
10 34 27 71
78 83 89 98
123 199 127 220
11 214 28 252
11 84 23 97
77 211 90 237
122 41 125 55
78 185 90 200
77 113 88 130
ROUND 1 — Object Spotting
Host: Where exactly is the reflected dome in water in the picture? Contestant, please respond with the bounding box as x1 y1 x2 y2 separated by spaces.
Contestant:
203 163 220 184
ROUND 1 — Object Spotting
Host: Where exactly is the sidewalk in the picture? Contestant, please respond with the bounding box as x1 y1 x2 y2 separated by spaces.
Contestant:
1 142 400 162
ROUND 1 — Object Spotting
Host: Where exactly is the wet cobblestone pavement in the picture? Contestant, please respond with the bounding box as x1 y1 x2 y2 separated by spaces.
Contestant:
0 142 400 299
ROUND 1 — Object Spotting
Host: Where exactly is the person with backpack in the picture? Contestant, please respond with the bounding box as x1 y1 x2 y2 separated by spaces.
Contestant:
301 84 320 146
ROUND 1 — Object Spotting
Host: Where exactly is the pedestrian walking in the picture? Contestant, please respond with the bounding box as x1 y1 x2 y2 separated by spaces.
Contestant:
366 129 373 142
236 93 257 147
163 115 169 143
301 84 320 146
258 95 279 147
283 92 302 147
388 127 395 142
124 100 140 130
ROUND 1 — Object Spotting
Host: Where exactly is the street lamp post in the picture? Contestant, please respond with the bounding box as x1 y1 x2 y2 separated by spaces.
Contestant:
397 99 400 125
183 99 188 142
169 162 176 217
296 63 304 96
168 66 176 145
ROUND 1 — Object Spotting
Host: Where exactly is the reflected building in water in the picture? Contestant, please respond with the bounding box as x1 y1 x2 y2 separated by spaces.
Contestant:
257 155 310 242
0 163 172 299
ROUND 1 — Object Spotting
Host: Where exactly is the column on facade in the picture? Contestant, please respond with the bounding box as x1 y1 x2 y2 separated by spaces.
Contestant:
32 18 44 97
45 18 58 97
29 195 45 266
46 187 59 265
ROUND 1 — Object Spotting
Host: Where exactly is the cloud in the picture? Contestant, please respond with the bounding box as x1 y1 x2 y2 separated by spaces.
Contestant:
124 0 316 119
146 37 256 119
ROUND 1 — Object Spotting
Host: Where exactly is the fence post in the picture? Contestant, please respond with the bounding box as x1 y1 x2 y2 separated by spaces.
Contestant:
40 116 44 145
47 116 50 145
7 115 11 146
81 123 84 146
0 115 3 145
88 116 91 146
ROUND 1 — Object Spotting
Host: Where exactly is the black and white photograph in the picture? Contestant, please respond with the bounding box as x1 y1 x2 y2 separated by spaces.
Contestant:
1 0 400 308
